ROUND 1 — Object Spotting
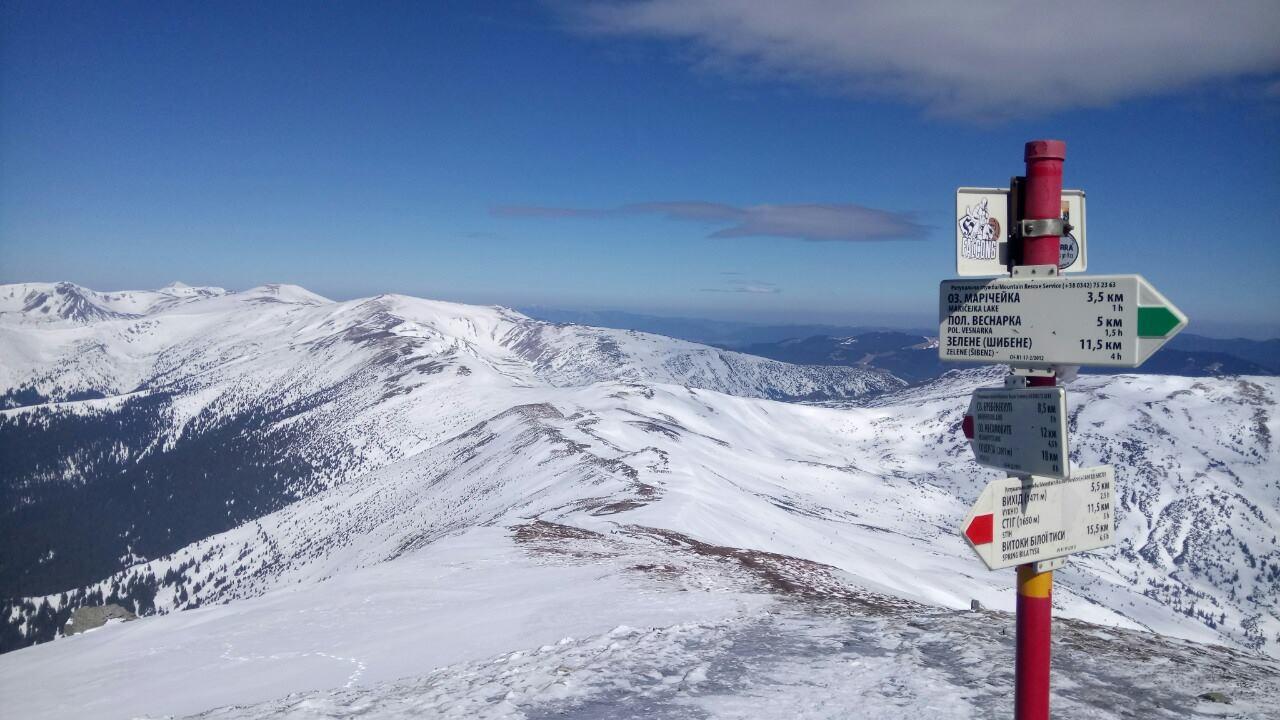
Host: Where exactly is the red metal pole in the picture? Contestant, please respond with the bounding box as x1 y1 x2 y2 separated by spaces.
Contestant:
1016 565 1054 720
1020 140 1065 392
1015 138 1065 720
1021 140 1067 270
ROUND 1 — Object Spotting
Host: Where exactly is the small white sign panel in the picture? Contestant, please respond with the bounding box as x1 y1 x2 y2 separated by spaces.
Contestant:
938 274 1188 368
960 466 1116 571
956 187 1087 276
966 386 1069 479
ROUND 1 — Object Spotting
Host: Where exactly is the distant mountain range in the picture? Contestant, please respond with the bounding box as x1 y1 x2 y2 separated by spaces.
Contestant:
519 306 923 348
520 307 1280 382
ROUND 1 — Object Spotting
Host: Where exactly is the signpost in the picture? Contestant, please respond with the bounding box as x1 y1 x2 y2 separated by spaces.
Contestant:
941 139 1187 720
940 274 1187 368
960 466 1115 571
956 187 1086 276
963 383 1068 479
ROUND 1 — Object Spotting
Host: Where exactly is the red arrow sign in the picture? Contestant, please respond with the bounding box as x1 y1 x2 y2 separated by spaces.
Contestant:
959 467 1117 571
965 513 993 545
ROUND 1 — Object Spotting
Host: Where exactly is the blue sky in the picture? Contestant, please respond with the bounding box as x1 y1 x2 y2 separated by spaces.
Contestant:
2 1 1279 337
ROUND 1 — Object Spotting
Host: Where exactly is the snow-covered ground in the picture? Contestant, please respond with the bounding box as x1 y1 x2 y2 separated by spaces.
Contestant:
5 522 1277 719
0 527 764 718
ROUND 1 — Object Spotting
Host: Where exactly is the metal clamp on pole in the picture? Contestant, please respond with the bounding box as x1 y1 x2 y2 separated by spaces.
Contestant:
1019 218 1068 238
1009 366 1054 378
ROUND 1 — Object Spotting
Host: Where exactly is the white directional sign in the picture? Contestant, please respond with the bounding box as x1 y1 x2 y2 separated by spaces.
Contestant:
939 274 1187 368
956 187 1086 276
960 466 1116 570
965 386 1068 479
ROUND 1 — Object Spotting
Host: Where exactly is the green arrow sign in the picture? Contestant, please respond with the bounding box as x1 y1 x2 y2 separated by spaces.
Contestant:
1137 306 1182 338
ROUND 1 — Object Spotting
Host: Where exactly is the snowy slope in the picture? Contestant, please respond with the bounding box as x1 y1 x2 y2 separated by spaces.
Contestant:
13 372 1275 651
2 511 1278 719
1 282 1278 718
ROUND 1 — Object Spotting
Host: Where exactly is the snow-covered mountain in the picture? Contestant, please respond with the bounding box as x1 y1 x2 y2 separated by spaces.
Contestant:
0 281 233 325
0 282 898 406
1 282 1277 719
0 282 900 601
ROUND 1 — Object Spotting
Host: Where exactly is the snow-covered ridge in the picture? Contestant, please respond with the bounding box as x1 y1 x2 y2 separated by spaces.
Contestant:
0 281 334 327
0 282 898 619
0 282 899 407
99 374 1280 643
0 281 231 325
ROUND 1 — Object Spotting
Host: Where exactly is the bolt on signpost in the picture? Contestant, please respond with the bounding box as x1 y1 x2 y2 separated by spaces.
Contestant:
942 140 1187 720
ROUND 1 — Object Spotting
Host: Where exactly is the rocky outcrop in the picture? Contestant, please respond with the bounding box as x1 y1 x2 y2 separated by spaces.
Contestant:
62 604 136 636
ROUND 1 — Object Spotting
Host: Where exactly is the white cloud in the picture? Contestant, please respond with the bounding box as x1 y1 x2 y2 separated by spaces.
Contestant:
494 201 926 242
700 280 780 294
566 1 1280 118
